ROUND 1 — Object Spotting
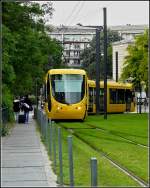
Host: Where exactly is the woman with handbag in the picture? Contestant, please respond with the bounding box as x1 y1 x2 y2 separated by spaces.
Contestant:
22 95 33 124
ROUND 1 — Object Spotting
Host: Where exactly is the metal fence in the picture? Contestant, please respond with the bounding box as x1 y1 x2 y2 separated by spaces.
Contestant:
35 108 98 187
136 97 149 113
1 107 9 124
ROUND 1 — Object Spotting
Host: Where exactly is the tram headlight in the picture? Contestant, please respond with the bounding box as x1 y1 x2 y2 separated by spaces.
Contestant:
76 106 81 110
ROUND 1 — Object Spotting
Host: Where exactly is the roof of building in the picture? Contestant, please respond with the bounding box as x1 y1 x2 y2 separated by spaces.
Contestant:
109 24 148 32
50 25 96 34
112 39 134 46
48 24 148 35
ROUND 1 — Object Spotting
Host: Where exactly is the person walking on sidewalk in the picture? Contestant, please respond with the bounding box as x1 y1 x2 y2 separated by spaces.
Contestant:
22 95 33 124
13 96 20 123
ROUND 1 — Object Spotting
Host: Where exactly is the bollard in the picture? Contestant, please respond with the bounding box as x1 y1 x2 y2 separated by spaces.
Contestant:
44 115 47 140
53 123 57 172
40 110 42 132
91 157 97 187
45 116 49 147
58 127 63 185
49 121 53 159
41 111 43 136
68 136 74 187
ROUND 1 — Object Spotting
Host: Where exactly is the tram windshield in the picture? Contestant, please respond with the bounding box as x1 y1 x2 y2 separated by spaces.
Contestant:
51 74 85 104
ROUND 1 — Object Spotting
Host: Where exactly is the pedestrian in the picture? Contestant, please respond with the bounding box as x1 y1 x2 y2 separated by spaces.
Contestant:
13 96 20 123
143 98 148 112
22 94 33 124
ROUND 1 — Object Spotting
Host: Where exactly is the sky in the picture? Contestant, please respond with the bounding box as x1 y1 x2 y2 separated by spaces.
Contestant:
44 1 149 26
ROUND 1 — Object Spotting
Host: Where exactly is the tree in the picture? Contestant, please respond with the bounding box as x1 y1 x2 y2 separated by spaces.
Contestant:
2 2 62 97
2 1 63 122
80 29 122 79
121 30 148 92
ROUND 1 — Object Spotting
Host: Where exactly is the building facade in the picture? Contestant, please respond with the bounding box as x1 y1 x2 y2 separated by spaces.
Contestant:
48 24 148 74
111 24 148 81
109 24 148 40
112 40 133 81
48 25 96 67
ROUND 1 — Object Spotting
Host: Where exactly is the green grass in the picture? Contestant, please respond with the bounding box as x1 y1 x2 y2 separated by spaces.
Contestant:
54 127 140 187
73 129 148 182
86 113 148 146
40 113 148 186
61 113 148 146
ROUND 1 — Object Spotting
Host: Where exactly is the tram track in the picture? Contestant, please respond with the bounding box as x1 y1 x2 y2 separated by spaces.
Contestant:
58 122 148 187
85 123 148 149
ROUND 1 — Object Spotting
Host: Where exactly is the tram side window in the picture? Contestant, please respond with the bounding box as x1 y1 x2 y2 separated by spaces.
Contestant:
125 89 133 103
110 89 125 104
110 89 116 104
118 89 125 104
94 88 96 103
100 88 104 97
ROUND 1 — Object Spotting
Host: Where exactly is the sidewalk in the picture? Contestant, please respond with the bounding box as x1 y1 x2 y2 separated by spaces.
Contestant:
1 113 58 187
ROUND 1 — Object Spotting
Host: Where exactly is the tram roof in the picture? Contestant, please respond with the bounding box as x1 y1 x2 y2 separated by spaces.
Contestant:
47 69 86 75
88 80 133 89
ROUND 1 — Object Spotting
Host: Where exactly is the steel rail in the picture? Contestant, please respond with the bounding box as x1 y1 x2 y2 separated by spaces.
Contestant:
58 123 148 187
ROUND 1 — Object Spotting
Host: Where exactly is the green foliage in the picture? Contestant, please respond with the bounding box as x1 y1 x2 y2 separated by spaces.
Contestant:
81 30 122 79
121 30 148 91
1 124 9 136
2 2 62 119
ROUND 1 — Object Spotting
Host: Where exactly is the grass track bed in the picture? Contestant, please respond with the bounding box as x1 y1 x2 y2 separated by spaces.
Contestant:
87 113 148 146
54 114 148 185
54 127 140 187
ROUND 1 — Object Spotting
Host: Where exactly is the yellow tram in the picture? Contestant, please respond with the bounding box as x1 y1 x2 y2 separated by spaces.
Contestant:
88 80 135 113
43 69 88 120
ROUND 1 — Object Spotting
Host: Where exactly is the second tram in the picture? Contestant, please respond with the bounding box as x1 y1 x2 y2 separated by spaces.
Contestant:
88 80 135 113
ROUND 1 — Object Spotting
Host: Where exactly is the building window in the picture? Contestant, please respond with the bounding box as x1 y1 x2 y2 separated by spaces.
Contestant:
74 59 80 65
74 44 80 49
66 51 70 56
74 51 80 57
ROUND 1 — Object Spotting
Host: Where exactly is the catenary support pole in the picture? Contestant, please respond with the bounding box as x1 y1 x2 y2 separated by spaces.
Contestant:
96 28 101 114
103 7 107 119
115 51 118 82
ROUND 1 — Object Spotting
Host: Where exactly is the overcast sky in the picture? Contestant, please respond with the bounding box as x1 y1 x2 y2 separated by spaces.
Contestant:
45 1 149 26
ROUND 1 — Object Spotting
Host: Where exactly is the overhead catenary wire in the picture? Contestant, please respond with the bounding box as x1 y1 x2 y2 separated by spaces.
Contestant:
67 1 85 26
64 1 82 26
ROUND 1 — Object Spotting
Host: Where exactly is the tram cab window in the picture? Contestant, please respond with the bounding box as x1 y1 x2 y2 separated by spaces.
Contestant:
44 83 47 101
51 74 85 104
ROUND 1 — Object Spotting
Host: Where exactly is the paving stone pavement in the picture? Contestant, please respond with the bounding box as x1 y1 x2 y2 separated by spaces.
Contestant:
1 113 58 187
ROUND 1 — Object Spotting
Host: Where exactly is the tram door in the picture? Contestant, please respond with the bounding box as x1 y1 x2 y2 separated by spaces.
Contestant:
88 87 95 113
125 89 132 112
